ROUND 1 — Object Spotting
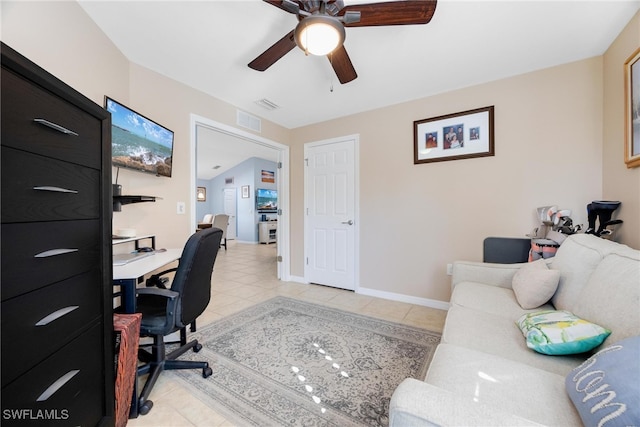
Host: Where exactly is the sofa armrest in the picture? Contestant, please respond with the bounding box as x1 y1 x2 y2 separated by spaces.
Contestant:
452 261 526 290
389 378 543 427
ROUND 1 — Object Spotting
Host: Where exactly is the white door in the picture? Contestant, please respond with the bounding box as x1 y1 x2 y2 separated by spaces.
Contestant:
223 188 237 239
305 136 358 290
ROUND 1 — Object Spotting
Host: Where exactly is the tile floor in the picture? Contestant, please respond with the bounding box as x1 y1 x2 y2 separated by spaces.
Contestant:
127 240 448 427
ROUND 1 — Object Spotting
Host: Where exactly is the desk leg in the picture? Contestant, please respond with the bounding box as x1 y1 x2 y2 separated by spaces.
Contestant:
113 279 140 418
114 278 137 314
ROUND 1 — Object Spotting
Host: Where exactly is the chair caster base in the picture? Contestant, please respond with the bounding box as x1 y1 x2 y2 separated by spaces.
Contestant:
193 342 202 352
139 399 154 415
203 366 213 378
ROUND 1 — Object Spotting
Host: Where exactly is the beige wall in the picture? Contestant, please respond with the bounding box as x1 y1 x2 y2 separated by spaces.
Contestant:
292 58 604 302
1 1 290 251
2 2 637 304
603 12 640 248
1 1 129 105
112 63 290 248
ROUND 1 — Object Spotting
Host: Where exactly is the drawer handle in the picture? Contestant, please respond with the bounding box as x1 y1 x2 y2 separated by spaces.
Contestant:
35 306 80 326
33 118 79 136
34 248 79 258
36 370 80 402
33 186 79 194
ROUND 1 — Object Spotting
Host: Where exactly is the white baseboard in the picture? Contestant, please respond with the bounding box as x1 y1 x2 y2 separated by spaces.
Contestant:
356 287 450 311
285 276 449 311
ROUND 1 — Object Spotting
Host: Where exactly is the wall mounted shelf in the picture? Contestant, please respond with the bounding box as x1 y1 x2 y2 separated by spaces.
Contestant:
113 195 160 212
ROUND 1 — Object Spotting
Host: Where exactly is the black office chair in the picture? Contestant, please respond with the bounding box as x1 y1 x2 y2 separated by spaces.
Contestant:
135 227 223 415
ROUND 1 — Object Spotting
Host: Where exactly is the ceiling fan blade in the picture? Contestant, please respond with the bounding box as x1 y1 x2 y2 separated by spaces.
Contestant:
329 45 357 84
248 30 297 71
263 0 300 14
340 0 437 27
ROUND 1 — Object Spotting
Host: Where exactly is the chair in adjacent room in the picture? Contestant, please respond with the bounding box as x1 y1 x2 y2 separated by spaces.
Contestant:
197 213 214 231
211 214 229 250
135 227 223 415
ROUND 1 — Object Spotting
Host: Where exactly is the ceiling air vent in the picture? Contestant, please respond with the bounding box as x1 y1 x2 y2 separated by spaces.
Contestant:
236 110 261 133
254 98 280 111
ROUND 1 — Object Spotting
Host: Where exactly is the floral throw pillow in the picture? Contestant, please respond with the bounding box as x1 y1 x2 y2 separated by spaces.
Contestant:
516 310 611 355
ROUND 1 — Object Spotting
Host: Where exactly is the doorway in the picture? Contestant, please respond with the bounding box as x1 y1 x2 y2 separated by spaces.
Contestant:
304 134 359 290
190 114 290 281
223 188 237 240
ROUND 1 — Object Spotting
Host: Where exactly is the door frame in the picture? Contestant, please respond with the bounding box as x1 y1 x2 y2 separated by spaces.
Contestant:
190 114 291 281
304 134 360 290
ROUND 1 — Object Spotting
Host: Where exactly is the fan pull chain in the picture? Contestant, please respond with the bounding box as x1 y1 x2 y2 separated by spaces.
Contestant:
329 52 334 92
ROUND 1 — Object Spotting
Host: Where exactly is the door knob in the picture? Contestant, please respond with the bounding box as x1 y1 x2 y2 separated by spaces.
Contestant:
341 220 354 225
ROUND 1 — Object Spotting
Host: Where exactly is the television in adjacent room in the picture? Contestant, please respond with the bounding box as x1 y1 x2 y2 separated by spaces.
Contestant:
105 96 174 177
256 188 278 213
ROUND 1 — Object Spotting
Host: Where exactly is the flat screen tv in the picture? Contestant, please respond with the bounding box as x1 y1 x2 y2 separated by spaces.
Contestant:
105 96 174 177
256 188 278 213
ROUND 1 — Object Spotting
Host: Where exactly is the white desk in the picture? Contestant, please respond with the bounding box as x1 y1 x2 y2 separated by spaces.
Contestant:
112 234 156 250
113 248 182 313
112 248 182 419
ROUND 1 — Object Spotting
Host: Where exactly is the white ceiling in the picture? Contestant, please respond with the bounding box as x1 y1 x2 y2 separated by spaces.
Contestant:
196 125 281 180
78 0 639 178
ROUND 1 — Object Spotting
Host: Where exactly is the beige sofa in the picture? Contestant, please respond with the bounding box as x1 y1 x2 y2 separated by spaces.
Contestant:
390 234 640 426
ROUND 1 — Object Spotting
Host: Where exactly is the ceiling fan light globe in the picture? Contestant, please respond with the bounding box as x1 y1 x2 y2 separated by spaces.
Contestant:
294 15 345 56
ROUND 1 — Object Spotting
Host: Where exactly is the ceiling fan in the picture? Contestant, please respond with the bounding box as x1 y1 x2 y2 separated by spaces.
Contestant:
248 0 438 84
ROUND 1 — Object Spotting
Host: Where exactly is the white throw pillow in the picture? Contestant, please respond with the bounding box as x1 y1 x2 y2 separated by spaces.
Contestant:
512 259 560 309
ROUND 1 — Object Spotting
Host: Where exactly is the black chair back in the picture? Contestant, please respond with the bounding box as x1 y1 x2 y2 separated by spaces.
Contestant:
171 228 223 327
483 237 531 264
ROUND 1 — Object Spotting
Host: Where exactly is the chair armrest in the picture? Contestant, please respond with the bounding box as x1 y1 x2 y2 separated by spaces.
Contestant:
135 288 180 333
151 267 179 278
451 261 526 290
136 287 179 299
146 267 178 288
389 378 543 427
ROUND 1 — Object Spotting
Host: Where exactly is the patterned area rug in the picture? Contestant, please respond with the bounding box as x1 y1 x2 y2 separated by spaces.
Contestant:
171 296 441 426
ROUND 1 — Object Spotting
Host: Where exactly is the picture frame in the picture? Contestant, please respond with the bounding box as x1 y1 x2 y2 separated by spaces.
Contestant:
242 185 250 198
624 47 640 168
414 106 495 164
261 170 275 183
196 186 206 202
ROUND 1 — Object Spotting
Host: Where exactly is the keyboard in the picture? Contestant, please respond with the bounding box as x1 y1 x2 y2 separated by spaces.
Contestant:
113 251 154 266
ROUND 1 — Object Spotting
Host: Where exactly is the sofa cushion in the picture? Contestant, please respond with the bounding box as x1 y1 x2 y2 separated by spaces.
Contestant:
565 336 640 427
443 304 584 375
549 234 615 312
390 378 543 427
425 344 582 426
572 250 640 347
451 281 553 319
512 259 560 309
516 310 611 355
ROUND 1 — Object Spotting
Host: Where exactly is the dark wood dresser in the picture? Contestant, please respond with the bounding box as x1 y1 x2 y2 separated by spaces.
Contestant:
1 43 114 426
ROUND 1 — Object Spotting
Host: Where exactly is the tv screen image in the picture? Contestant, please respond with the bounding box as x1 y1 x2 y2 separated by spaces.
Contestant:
256 188 278 212
105 96 174 177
